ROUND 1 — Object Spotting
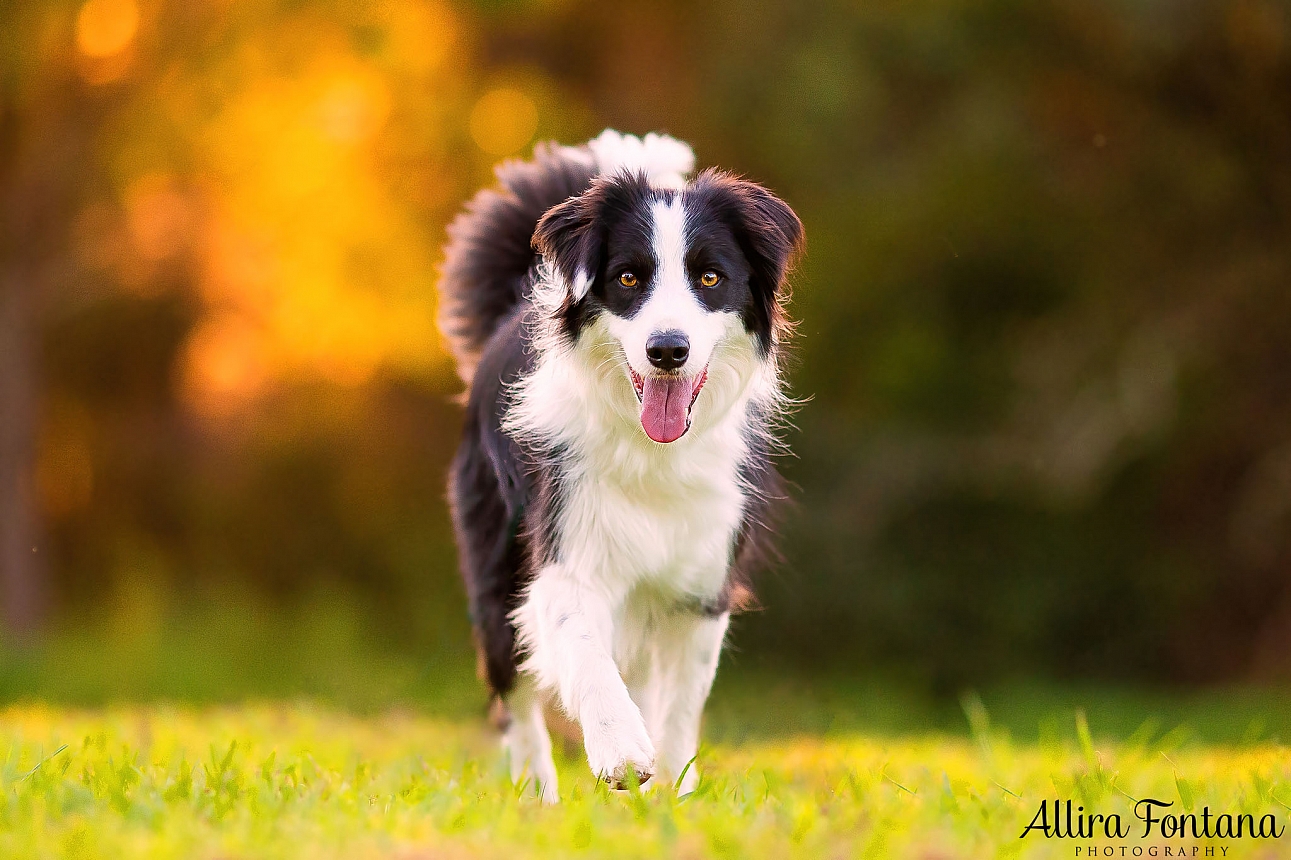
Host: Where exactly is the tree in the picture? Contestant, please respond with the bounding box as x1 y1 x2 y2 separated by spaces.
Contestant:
1 2 104 640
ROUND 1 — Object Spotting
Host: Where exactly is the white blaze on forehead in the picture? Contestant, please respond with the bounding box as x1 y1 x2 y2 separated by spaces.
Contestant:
650 196 689 300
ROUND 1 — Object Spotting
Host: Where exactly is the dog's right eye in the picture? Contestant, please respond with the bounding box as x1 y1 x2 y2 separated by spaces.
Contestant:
618 272 638 288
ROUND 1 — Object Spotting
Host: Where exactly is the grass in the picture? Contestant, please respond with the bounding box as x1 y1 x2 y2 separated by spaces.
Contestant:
4 695 1291 858
2 602 1291 858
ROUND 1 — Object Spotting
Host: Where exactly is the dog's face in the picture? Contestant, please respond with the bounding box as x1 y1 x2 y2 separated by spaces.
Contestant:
534 170 802 443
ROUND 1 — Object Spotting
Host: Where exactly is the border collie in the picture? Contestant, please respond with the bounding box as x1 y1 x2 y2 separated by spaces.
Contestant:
438 130 803 802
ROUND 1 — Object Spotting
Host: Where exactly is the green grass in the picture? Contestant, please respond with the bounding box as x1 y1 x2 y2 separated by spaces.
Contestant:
3 695 1291 858
3 603 1291 858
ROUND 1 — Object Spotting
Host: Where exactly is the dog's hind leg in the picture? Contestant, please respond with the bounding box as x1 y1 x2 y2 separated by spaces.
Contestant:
642 611 729 795
502 674 560 803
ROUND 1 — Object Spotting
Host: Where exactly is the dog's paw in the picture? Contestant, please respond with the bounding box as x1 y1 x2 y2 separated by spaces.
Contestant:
583 714 655 789
605 767 654 791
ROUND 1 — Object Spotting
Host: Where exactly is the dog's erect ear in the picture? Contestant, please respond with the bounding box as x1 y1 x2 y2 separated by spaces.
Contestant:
533 185 605 301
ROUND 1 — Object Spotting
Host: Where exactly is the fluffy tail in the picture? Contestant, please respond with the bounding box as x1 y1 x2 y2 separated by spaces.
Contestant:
437 143 594 386
437 131 695 386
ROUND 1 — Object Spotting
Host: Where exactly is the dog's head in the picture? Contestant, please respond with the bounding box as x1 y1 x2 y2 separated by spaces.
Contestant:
533 169 803 444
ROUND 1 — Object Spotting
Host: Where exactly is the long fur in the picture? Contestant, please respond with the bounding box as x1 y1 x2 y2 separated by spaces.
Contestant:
437 143 596 387
437 130 802 801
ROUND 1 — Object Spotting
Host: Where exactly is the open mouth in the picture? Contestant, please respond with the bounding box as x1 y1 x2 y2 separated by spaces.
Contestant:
629 366 709 444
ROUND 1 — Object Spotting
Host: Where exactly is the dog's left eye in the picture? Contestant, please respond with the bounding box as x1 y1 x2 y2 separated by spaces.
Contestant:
700 271 721 288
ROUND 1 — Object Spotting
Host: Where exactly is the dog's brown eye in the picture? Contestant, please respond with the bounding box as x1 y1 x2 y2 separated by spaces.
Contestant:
618 272 638 288
700 271 720 288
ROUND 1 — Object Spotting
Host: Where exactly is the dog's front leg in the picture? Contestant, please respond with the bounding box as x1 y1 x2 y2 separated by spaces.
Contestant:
502 674 560 803
515 566 655 786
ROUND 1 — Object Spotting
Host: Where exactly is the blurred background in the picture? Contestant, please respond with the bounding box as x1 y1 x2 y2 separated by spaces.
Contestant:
3 0 1291 714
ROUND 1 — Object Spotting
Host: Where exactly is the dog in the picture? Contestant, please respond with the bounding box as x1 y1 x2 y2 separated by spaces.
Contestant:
438 130 803 802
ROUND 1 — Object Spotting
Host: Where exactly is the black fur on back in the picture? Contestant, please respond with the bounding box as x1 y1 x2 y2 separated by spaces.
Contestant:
438 141 597 698
447 310 536 699
437 143 597 386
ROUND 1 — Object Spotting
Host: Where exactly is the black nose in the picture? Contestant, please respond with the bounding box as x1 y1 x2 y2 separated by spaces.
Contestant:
645 331 690 370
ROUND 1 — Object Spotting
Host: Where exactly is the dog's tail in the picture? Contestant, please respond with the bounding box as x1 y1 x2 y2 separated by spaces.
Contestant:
436 131 695 387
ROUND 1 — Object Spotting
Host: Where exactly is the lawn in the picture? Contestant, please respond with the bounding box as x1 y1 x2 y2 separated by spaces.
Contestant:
2 605 1289 858
3 693 1290 859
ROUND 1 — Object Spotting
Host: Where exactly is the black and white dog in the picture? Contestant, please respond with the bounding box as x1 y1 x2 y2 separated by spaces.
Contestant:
438 130 802 801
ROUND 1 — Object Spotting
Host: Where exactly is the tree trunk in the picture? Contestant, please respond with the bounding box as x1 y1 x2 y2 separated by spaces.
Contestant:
0 37 54 644
0 272 44 642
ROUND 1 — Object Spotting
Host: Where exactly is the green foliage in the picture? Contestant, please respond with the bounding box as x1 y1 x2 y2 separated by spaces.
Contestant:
7 0 1291 683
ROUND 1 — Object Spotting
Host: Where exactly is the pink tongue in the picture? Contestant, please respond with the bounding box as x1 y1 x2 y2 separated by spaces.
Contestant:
640 375 696 443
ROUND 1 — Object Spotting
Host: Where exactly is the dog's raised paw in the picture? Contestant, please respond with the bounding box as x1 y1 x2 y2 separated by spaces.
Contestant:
583 715 655 789
602 765 654 791
588 745 655 788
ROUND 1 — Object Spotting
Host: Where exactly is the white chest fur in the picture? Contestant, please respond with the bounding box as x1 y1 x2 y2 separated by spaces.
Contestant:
557 424 749 602
505 313 771 607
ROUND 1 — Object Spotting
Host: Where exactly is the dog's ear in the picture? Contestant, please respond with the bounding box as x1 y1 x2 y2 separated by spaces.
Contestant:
533 172 656 302
691 170 804 349
726 176 803 297
533 187 602 301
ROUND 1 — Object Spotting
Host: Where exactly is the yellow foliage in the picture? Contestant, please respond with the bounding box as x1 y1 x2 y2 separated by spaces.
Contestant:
146 4 475 412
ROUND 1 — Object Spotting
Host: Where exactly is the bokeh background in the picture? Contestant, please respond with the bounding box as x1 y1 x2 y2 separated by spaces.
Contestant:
3 0 1291 712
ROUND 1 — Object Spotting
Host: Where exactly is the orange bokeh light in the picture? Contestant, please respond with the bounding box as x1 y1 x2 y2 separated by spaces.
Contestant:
125 173 195 263
469 88 538 156
76 0 139 59
182 315 269 414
